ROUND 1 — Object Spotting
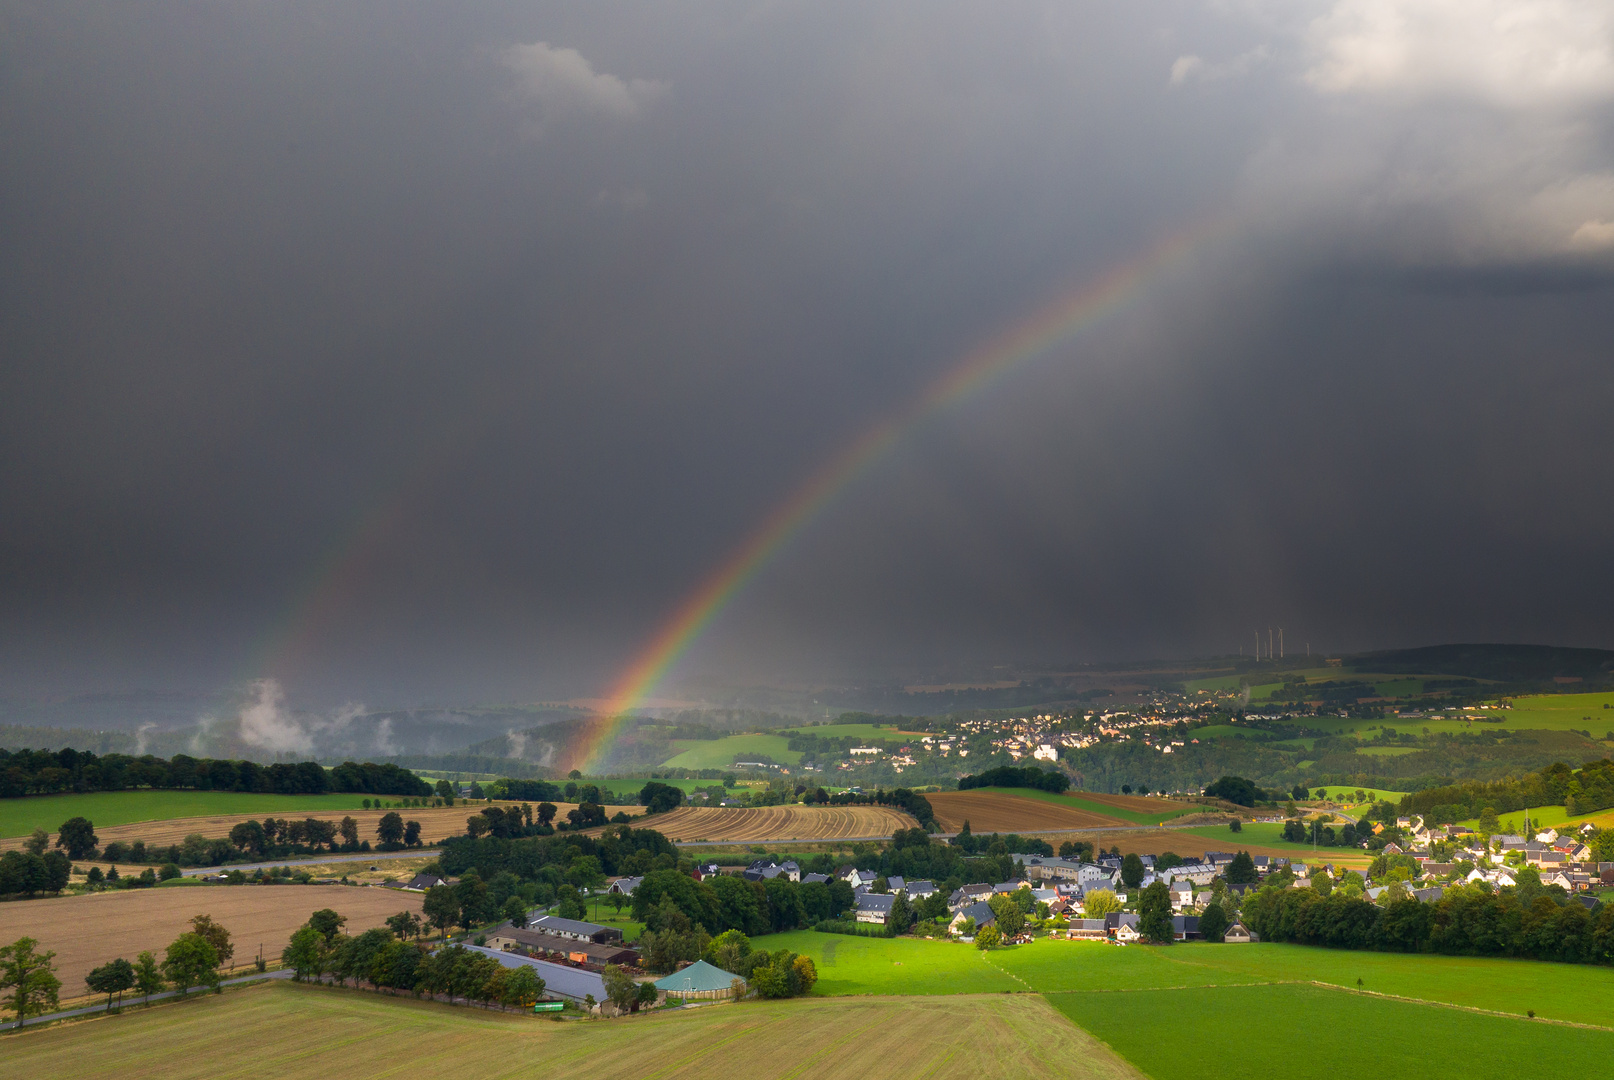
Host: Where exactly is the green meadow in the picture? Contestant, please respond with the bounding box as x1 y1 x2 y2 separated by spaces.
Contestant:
760 932 1614 1028
1456 803 1614 833
1049 983 1613 1080
661 733 803 770
1176 822 1370 861
0 790 376 839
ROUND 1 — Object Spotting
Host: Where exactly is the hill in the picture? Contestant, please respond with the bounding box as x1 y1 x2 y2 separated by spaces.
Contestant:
1348 643 1614 684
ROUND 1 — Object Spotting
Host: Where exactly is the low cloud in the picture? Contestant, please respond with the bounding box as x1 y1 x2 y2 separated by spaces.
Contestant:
1169 47 1268 86
502 42 665 130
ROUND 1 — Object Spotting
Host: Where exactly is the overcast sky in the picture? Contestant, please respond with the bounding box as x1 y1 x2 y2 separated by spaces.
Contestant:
3 2 1613 708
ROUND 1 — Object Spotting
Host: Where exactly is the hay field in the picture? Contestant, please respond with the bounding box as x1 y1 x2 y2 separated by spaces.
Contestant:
927 790 1126 833
0 979 1144 1080
0 791 372 840
1 802 551 853
622 804 917 842
0 883 423 991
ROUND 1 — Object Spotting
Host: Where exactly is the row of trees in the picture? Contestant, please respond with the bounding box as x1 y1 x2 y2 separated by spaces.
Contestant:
958 766 1071 794
0 748 430 798
1242 878 1614 963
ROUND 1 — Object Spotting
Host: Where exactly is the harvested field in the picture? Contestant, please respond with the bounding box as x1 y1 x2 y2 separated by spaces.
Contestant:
1 979 1144 1080
1 802 557 854
926 790 1127 833
0 883 424 991
1069 791 1197 815
619 804 918 842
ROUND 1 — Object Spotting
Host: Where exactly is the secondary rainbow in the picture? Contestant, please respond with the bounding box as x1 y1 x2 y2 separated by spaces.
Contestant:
563 218 1227 771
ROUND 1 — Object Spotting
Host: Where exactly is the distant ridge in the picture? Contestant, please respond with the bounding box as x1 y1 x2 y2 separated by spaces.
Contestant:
1349 643 1614 683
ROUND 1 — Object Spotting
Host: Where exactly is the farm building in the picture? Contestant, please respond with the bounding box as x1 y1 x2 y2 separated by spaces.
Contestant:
484 925 639 967
1223 923 1256 943
855 892 895 924
608 876 643 895
949 900 997 935
654 960 742 1001
464 945 607 1003
527 915 624 944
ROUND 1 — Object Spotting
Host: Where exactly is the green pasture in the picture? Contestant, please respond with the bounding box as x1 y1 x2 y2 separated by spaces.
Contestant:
1309 786 1407 806
1456 803 1614 833
1501 692 1614 732
0 790 376 839
756 931 1614 1029
661 734 803 770
1176 822 1370 862
1049 982 1612 1080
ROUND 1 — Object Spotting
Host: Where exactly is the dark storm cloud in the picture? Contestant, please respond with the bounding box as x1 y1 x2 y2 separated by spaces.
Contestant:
2 2 1612 708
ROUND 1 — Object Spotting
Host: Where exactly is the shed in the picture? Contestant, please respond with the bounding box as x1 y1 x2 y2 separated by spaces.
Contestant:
462 946 607 1003
653 960 742 1001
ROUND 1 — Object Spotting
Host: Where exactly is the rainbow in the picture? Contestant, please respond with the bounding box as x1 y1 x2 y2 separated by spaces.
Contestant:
563 218 1227 771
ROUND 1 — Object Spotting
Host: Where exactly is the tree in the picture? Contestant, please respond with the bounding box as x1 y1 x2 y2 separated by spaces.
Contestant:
1198 902 1229 942
435 779 454 800
1120 853 1145 889
386 911 423 941
1477 807 1500 835
0 937 61 1028
602 964 641 1013
501 965 544 1009
537 802 558 826
974 925 1002 949
1228 818 1242 833
888 892 914 935
502 896 528 925
1225 851 1258 885
403 820 422 847
339 816 360 847
307 908 348 943
228 820 267 856
1082 889 1121 917
639 781 685 814
23 828 49 856
57 817 99 859
189 914 234 967
1204 776 1261 807
133 951 164 1002
1139 882 1173 944
162 933 220 994
86 957 135 1012
281 927 325 981
705 929 753 973
987 893 1025 937
466 814 490 839
376 812 405 847
424 885 460 938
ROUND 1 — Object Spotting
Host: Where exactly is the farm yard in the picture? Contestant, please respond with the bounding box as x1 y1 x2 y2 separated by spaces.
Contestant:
1 801 541 853
0 883 424 992
0 978 1141 1080
615 804 918 843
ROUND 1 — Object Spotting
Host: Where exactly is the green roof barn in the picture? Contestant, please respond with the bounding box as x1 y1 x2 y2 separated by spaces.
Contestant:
652 960 742 1001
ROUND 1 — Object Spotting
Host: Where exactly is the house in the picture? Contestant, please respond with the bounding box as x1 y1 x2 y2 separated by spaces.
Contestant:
528 915 624 945
608 876 643 896
1575 895 1601 911
1412 887 1444 904
1222 923 1256 943
1171 915 1201 941
802 872 831 885
403 872 448 891
950 900 996 935
1168 881 1194 910
484 926 639 967
855 892 896 924
743 859 801 882
1069 918 1108 939
885 876 906 894
691 863 720 880
654 960 741 1001
464 945 607 1005
839 866 879 890
948 883 995 911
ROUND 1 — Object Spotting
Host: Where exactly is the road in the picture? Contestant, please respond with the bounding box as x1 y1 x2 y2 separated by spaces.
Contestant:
181 849 441 877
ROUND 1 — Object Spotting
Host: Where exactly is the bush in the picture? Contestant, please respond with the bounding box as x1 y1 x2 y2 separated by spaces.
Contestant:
158 863 183 881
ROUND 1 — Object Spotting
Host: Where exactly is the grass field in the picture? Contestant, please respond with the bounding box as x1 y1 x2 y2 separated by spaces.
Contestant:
1049 983 1613 1080
661 734 802 769
1 979 1144 1080
1176 822 1370 864
0 791 378 840
613 804 917 843
761 931 1614 1027
0 883 424 991
1454 803 1614 833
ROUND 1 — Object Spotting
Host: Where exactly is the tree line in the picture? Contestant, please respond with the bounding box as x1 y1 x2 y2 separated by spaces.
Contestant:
958 766 1071 793
1241 876 1614 964
1400 757 1614 823
0 747 431 798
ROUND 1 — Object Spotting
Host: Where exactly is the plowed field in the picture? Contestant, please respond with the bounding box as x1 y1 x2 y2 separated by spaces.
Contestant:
620 804 918 842
0 883 423 992
1 802 558 854
1068 792 1191 815
926 791 1126 833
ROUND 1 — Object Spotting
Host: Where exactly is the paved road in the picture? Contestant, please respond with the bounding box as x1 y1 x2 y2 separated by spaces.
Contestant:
15 969 295 1030
182 849 441 877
